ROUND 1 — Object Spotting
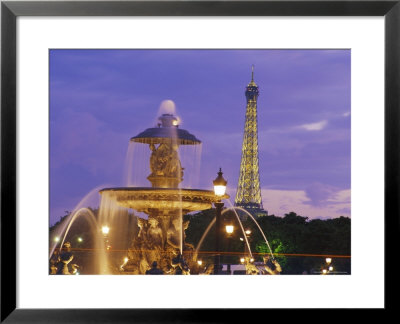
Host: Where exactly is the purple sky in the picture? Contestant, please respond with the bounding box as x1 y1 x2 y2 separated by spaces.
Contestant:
50 49 351 225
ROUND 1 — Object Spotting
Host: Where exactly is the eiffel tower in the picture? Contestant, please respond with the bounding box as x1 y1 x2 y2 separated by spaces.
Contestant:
235 66 268 217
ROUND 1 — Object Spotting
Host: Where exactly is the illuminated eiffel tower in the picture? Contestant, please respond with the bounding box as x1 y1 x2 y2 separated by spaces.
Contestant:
235 66 267 217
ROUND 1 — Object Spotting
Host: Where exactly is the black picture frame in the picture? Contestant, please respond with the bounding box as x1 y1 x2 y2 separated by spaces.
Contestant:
1 0 398 322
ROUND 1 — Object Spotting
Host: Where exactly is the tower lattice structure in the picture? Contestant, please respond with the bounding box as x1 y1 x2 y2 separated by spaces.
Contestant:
235 66 267 216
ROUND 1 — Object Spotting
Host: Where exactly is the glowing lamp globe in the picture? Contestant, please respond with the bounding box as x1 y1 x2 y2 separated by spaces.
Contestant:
213 168 227 197
102 225 110 235
225 225 234 235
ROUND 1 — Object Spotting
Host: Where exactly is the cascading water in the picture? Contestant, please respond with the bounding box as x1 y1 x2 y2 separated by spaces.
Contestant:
224 208 253 259
232 206 274 259
194 216 216 259
58 208 99 254
50 99 225 274
49 185 107 259
194 206 254 260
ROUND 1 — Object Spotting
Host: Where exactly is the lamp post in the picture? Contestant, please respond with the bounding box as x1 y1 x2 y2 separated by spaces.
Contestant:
213 168 227 275
243 229 252 255
322 257 333 274
102 225 110 251
225 222 234 274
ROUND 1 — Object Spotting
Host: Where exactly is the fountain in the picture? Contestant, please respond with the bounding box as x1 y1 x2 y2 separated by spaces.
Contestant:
50 103 280 275
99 111 228 274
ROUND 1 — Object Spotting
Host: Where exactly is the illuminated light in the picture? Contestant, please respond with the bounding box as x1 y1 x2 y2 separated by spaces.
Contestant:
250 258 254 263
322 269 327 274
240 237 244 241
54 237 60 242
240 258 245 263
329 266 333 272
77 237 83 242
213 169 227 197
102 226 110 235
214 185 226 197
225 225 234 234
245 229 251 236
124 257 129 263
197 260 203 266
172 119 179 126
326 257 332 265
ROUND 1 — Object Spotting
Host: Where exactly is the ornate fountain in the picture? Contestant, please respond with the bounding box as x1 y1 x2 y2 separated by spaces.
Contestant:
100 112 228 274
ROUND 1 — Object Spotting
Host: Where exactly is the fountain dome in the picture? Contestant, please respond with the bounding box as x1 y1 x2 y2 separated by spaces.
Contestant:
131 113 201 145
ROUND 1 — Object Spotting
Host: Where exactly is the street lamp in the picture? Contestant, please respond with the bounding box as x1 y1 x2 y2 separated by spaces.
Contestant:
213 168 227 275
101 225 110 235
224 221 234 275
323 257 333 274
225 225 234 235
243 229 252 256
101 225 111 251
213 168 227 197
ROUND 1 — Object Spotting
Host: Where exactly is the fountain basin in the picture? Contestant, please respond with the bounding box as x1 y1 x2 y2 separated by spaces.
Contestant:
99 187 229 214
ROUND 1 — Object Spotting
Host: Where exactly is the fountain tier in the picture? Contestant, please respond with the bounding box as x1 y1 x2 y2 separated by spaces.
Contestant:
99 187 228 214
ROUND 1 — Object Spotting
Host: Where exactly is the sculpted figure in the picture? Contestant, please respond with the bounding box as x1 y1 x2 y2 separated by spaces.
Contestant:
123 218 150 274
145 217 163 269
149 143 183 179
165 144 183 179
171 253 190 275
166 218 181 250
147 218 163 248
261 255 282 275
243 257 259 275
139 258 150 274
56 242 74 275
149 143 170 176
49 249 59 274
137 218 148 240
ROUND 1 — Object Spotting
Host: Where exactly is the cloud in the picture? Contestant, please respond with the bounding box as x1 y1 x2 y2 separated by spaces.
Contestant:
342 111 351 117
297 120 328 131
304 182 339 207
261 186 351 219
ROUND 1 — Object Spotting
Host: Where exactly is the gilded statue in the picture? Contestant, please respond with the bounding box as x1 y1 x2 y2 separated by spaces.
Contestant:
56 242 74 275
149 143 183 179
243 257 259 275
261 255 282 275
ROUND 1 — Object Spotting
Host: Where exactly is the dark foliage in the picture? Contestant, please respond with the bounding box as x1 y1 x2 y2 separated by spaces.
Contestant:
184 210 351 274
